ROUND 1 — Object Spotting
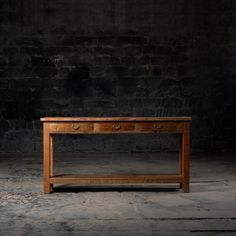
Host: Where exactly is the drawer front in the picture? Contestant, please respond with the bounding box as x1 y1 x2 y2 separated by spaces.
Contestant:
49 122 94 133
48 122 184 133
94 122 135 133
135 122 183 133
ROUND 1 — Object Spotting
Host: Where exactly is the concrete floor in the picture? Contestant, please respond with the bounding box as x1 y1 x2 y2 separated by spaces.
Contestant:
0 152 236 236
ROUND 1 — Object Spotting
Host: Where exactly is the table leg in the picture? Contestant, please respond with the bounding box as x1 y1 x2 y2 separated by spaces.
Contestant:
43 123 53 193
181 124 190 193
179 134 183 189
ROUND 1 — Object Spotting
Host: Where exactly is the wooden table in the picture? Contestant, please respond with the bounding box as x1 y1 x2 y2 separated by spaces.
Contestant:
40 117 192 193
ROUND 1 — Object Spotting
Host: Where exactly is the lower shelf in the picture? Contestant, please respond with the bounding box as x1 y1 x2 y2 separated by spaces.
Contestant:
50 173 183 184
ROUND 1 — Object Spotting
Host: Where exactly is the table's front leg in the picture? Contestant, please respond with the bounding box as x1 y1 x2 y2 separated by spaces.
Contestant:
181 124 190 193
43 123 53 193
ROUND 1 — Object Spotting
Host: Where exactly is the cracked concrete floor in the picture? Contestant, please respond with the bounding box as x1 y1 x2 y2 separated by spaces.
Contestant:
0 153 236 236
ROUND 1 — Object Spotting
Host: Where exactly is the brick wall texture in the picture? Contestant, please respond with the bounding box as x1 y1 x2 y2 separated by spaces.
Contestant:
0 0 235 153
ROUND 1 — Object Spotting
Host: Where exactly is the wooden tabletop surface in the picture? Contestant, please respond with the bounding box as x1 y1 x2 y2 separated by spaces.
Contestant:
40 117 192 122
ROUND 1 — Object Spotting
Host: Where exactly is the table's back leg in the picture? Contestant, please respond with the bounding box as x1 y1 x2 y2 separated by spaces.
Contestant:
181 124 190 193
50 135 53 178
43 123 53 193
179 134 183 189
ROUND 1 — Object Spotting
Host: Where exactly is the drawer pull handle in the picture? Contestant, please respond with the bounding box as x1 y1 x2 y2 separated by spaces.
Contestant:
71 124 80 130
153 124 163 129
112 124 121 130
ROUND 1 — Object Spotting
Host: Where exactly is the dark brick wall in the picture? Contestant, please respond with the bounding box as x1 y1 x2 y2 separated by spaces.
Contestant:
0 0 235 153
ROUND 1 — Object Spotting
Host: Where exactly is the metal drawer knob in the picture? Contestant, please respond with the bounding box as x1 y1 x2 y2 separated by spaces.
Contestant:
112 124 121 130
153 124 163 129
71 124 80 130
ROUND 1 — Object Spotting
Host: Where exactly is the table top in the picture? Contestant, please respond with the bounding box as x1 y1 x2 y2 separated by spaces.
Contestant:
40 117 192 122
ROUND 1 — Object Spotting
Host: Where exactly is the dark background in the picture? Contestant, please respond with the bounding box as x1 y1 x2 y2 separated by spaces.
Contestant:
0 0 235 153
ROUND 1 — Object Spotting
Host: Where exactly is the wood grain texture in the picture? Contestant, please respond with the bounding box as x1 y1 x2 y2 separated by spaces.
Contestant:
49 122 94 133
43 123 52 193
50 174 182 184
50 135 53 177
40 117 192 122
179 134 183 189
48 121 185 134
182 123 190 193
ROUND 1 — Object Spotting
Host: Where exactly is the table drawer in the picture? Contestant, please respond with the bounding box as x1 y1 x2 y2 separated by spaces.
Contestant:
135 122 183 133
94 122 135 132
50 122 94 133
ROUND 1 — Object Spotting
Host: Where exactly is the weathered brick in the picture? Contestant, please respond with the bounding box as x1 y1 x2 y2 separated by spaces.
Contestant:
116 36 147 46
20 46 41 54
143 45 158 55
121 46 143 56
76 36 98 45
121 56 137 66
0 79 8 88
93 46 115 55
98 36 115 45
84 99 115 109
33 66 57 78
152 66 162 76
94 56 120 65
108 65 128 77
136 55 150 64
94 77 116 97
0 68 7 77
128 66 150 76
31 56 53 67
0 56 7 66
